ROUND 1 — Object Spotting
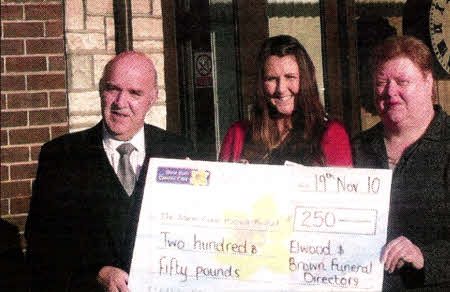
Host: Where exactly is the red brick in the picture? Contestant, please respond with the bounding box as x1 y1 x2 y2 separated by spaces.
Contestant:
25 4 62 20
0 39 24 55
27 74 65 90
1 5 23 20
9 127 50 145
46 21 64 37
10 163 38 180
1 165 9 181
49 55 65 71
10 196 31 214
2 215 27 232
49 91 66 107
26 39 64 54
31 145 41 161
0 94 6 110
3 22 44 38
6 56 47 72
1 181 31 198
30 108 67 125
1 94 6 109
3 0 51 3
1 199 10 215
51 125 69 139
2 111 28 127
7 92 48 109
1 146 29 163
1 75 25 91
1 130 8 146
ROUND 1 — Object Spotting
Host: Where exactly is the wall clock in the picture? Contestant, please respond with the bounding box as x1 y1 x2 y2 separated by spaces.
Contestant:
429 0 450 74
403 0 450 77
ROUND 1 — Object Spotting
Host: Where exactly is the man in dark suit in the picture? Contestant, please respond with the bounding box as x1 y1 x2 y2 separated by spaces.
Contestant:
25 51 193 292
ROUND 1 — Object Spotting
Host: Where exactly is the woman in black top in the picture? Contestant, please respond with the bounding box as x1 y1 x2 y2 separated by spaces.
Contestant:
353 36 449 291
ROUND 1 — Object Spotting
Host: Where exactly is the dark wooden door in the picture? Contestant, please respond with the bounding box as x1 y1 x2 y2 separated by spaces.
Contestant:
175 0 242 160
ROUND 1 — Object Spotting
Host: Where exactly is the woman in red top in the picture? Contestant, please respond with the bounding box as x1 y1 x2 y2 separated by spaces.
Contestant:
219 35 352 166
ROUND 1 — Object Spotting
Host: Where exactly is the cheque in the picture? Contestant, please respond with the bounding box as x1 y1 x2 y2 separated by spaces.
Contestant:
129 158 392 292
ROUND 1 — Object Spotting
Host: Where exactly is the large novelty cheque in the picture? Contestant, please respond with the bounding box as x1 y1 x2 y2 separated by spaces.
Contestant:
129 158 392 291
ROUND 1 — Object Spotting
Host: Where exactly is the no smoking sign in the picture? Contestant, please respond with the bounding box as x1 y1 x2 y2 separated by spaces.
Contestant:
194 52 213 87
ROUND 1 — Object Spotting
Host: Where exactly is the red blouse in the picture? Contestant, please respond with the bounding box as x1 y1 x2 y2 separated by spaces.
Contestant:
219 120 353 167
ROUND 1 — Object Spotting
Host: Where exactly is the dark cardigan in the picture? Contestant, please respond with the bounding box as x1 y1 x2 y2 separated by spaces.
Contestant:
352 105 449 291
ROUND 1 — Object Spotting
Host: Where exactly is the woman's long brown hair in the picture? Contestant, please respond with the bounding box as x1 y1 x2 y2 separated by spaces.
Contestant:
250 35 326 164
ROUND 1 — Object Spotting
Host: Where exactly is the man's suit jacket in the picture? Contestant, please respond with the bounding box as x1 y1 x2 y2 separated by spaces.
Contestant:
25 122 193 292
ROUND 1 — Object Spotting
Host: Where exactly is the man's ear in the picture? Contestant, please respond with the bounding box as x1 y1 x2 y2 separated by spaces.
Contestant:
150 86 158 106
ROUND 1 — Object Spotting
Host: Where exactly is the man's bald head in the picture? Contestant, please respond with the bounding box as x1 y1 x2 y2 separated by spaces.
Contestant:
101 51 157 90
100 51 158 141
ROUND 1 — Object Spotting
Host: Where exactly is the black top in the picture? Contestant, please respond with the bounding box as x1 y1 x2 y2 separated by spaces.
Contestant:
241 129 310 165
352 105 449 291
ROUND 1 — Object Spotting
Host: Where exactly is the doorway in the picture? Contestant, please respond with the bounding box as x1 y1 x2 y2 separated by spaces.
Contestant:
175 0 242 160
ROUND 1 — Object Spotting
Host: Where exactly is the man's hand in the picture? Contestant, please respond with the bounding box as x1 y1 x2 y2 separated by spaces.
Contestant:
97 266 130 292
381 236 424 273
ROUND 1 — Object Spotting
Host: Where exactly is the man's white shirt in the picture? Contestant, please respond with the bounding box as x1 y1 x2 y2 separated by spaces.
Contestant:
102 125 146 181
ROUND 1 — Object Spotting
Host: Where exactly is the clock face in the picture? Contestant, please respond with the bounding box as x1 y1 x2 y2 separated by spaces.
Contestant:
429 0 450 74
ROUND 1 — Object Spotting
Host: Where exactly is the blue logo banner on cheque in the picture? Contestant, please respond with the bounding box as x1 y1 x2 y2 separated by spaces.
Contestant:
156 167 210 186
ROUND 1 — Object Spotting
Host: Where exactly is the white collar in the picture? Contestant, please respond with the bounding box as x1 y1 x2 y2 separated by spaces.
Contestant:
102 124 146 154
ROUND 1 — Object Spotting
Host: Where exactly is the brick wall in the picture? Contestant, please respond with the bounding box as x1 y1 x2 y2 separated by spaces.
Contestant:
1 0 68 246
1 0 166 246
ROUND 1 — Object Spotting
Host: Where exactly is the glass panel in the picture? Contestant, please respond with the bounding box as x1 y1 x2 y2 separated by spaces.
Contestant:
209 0 241 157
175 0 241 160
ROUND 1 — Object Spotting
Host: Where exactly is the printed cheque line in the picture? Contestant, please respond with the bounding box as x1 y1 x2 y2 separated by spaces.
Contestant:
149 271 274 283
338 219 372 223
160 222 281 232
288 282 373 289
156 247 275 258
